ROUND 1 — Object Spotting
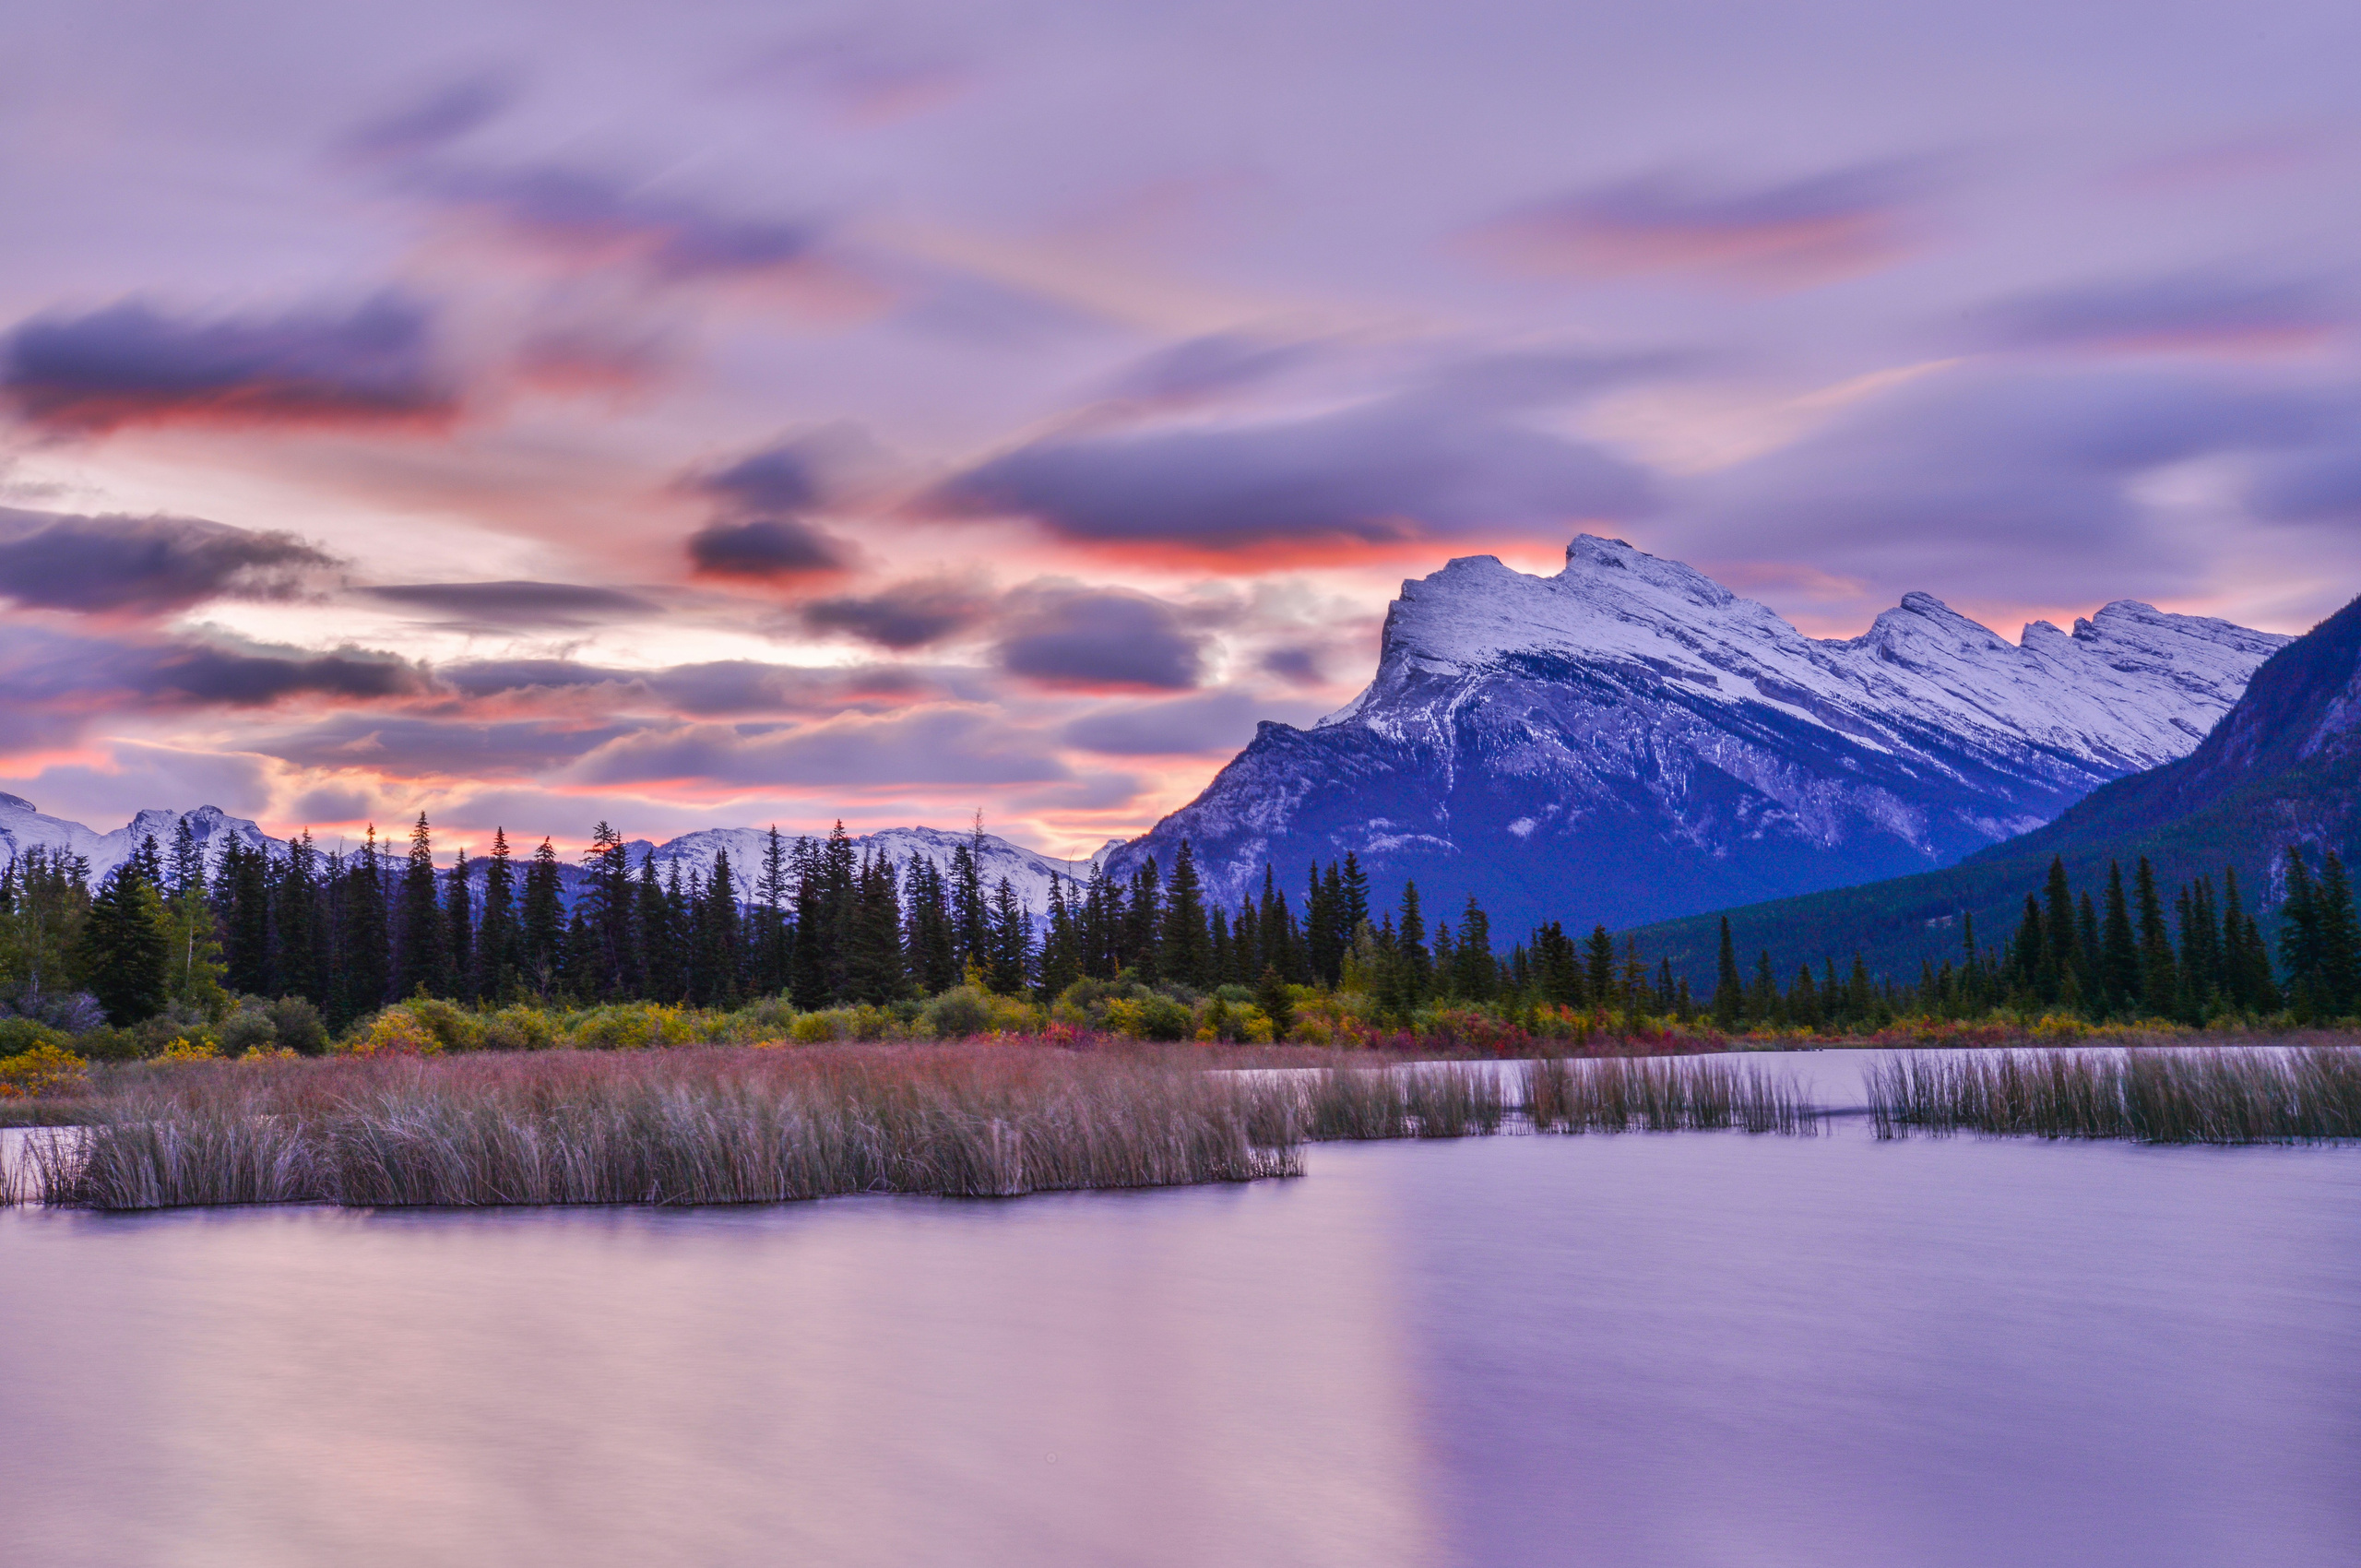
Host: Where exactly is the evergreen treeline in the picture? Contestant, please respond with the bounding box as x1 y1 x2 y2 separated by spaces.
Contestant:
5 812 2350 1038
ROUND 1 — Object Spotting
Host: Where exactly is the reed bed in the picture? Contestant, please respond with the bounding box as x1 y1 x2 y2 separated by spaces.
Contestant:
25 1048 1304 1210
1295 1064 1509 1140
1526 1054 1819 1135
1866 1046 2361 1143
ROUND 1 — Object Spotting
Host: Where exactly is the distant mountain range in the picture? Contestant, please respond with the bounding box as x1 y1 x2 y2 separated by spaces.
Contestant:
1109 536 2288 932
1630 592 2361 986
0 797 1105 913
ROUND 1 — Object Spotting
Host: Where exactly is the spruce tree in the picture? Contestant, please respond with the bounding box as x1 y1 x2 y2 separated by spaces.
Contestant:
1159 841 1212 988
476 828 516 1002
395 814 447 998
1395 881 1430 1009
2100 862 2140 1015
1453 896 1495 1002
2133 857 2177 1017
983 875 1028 997
1712 916 1742 1028
519 837 564 997
79 861 170 1025
343 826 390 1016
2315 853 2357 1016
445 848 474 1002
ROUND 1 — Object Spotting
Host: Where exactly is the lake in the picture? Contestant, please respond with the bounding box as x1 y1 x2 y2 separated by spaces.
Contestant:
4 1098 2356 1566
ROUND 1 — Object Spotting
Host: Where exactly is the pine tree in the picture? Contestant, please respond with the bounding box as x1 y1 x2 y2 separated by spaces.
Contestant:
1394 881 1430 1009
79 861 170 1025
1038 876 1082 998
274 831 323 1004
1254 963 1295 1039
445 847 474 1003
1160 841 1212 988
1453 896 1495 1002
1123 860 1163 982
2315 853 2357 1016
1712 916 1742 1028
476 828 516 1002
2100 861 2139 1016
984 875 1029 996
395 814 447 998
751 826 793 997
343 826 390 1016
2133 856 2177 1017
2042 856 2077 1004
519 837 564 997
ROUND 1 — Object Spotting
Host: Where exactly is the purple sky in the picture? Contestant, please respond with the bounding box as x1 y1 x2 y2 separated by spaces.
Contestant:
4 0 2358 855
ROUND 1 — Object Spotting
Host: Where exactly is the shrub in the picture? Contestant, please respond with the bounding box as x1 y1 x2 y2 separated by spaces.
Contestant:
0 1042 89 1099
267 996 328 1055
924 986 995 1039
789 1011 841 1043
217 1005 279 1055
404 996 487 1052
565 1003 695 1051
159 1037 222 1063
344 1010 442 1057
0 1016 69 1056
1103 994 1193 1041
480 1005 556 1051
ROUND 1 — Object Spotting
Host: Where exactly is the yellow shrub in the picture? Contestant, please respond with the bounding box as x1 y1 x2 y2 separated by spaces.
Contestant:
564 1003 697 1050
481 1005 557 1051
238 1046 301 1063
343 1010 443 1057
159 1037 221 1063
0 1042 90 1098
789 1011 841 1043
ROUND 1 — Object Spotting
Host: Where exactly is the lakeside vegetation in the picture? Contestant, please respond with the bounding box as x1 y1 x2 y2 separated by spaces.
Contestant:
1867 1045 2361 1144
9 813 2361 1117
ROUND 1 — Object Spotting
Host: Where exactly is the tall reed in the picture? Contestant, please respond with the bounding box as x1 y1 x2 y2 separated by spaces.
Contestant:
1525 1055 1818 1134
32 1048 1304 1210
1867 1046 2361 1143
1294 1064 1508 1139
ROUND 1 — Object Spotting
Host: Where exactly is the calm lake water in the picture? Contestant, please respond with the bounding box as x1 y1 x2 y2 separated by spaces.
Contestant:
4 1111 2357 1566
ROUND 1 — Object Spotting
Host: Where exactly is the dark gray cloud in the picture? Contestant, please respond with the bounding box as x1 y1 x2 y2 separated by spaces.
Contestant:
1477 160 1941 287
1975 270 2347 353
1062 690 1326 755
362 579 658 629
996 586 1204 689
0 621 425 714
688 517 848 578
0 509 338 613
2 294 454 433
441 656 934 716
1258 646 1325 684
695 441 826 514
257 713 629 777
933 394 1655 550
2251 445 2361 523
342 73 520 160
570 708 1069 788
801 579 991 647
1677 366 2332 600
410 163 822 282
1103 334 1316 403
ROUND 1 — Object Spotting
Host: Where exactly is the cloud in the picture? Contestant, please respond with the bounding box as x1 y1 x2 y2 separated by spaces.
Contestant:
361 579 659 629
1675 365 2331 601
341 73 521 160
0 509 338 613
1101 333 1316 404
688 517 848 578
932 394 1654 552
569 707 1071 788
256 713 631 778
0 622 427 725
996 585 1205 691
2 294 455 434
1062 689 1325 755
408 163 824 283
440 656 937 717
2250 445 2361 523
695 441 826 514
1974 270 2346 356
1473 160 1938 290
1258 646 1325 684
800 579 991 647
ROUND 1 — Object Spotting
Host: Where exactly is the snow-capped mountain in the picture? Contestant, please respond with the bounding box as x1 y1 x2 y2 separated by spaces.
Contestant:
1108 535 2293 932
0 795 277 883
639 825 1105 909
0 794 1095 914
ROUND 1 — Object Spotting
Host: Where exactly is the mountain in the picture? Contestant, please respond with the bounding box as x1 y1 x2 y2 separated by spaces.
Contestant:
1108 535 2288 932
1627 593 2361 986
0 795 277 883
0 795 1095 915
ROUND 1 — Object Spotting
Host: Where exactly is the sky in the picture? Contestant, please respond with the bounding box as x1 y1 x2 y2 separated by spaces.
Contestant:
4 0 2359 859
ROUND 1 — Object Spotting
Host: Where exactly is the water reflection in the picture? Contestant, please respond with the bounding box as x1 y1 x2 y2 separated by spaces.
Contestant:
4 1124 2356 1567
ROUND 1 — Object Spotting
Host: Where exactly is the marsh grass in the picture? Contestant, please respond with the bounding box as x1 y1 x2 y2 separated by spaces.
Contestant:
28 1048 1304 1210
1295 1064 1508 1140
1867 1046 2361 1143
1526 1055 1818 1135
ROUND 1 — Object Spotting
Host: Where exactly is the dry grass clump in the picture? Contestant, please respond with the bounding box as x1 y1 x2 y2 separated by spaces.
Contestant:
1867 1045 2361 1143
1295 1064 1508 1140
24 1047 1303 1210
1526 1054 1818 1135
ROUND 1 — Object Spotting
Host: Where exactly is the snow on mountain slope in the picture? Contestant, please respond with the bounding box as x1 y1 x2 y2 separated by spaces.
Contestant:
0 795 1089 915
1111 535 2292 933
0 795 276 883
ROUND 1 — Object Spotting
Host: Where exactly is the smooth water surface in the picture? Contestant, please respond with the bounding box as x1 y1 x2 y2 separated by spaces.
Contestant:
4 1122 2357 1567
